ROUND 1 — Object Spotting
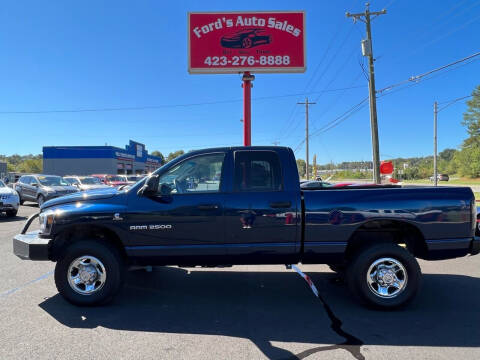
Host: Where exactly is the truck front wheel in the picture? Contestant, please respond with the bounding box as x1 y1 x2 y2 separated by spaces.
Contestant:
54 240 125 306
346 243 421 309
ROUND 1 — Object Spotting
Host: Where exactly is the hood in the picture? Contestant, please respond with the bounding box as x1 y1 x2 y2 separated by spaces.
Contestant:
108 181 128 186
44 185 78 192
41 187 119 210
79 184 110 190
0 187 16 195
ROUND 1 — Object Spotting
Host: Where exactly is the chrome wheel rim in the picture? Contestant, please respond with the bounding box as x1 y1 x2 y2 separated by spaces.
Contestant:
67 255 106 295
366 257 407 299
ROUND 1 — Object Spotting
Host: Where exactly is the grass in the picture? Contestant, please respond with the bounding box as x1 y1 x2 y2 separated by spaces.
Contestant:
475 192 480 200
403 177 480 186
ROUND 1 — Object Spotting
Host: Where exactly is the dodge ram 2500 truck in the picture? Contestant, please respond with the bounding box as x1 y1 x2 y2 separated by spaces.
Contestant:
13 147 480 308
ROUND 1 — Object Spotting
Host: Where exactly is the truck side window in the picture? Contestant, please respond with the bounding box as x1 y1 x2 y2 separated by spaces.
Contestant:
234 151 283 192
157 153 225 194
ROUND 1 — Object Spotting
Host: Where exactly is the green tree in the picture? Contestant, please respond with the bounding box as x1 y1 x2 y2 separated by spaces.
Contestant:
166 150 185 163
296 159 306 178
461 85 480 148
16 159 42 173
439 148 457 162
453 85 480 177
150 150 165 164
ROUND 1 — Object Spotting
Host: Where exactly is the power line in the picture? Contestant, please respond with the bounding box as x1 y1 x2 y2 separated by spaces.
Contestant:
382 0 480 63
293 97 369 152
377 57 480 100
0 85 366 115
438 95 472 111
296 50 480 150
274 23 358 142
409 12 480 57
309 70 365 129
377 51 480 94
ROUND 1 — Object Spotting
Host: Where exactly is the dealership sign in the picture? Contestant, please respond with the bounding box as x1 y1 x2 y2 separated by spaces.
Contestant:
188 11 306 74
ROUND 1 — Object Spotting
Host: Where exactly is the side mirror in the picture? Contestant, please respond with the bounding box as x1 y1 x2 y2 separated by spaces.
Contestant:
138 175 159 196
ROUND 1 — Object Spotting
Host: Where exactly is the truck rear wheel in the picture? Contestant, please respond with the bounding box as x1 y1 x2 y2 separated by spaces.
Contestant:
54 240 125 306
346 243 421 309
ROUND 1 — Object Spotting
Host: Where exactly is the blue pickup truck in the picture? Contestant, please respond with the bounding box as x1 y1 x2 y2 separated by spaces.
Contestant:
13 146 479 308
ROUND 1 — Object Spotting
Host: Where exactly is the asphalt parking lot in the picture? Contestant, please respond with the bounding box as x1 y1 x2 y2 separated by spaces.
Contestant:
1 205 480 360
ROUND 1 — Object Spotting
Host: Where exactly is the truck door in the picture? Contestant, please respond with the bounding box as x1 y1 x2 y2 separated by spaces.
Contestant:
127 152 227 264
223 150 299 263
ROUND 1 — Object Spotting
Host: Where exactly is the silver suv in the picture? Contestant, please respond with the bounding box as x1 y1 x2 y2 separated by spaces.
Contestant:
15 174 78 207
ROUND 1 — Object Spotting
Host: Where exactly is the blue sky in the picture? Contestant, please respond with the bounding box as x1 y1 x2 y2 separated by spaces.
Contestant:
0 0 479 164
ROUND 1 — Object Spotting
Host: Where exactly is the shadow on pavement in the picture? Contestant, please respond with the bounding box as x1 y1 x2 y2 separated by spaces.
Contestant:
0 215 27 223
39 267 480 359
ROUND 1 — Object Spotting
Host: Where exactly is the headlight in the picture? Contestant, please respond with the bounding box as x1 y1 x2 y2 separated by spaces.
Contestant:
39 209 55 235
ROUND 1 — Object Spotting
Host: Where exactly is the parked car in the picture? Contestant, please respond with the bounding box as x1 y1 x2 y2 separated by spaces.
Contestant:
13 147 479 309
91 174 129 187
126 175 146 184
15 174 78 206
0 179 19 217
63 176 110 191
430 174 449 182
300 180 332 189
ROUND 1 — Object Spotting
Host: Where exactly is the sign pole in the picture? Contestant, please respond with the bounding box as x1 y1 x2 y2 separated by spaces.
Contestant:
242 72 254 146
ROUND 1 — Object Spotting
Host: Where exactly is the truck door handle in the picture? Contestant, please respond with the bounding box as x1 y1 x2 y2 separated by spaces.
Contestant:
269 201 291 208
197 204 219 210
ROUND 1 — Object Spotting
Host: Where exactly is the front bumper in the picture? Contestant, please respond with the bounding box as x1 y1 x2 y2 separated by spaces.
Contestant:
0 196 19 211
13 230 52 260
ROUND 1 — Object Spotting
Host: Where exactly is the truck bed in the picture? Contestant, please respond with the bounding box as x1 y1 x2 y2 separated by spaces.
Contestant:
301 186 475 263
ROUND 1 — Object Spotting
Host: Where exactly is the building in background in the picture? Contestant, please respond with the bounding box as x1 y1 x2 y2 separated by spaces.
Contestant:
43 140 163 176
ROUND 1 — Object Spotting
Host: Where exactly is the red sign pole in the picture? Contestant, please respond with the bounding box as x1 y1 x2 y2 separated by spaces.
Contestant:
242 72 254 146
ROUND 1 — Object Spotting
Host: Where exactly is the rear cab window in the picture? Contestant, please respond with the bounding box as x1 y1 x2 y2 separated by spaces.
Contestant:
233 151 283 192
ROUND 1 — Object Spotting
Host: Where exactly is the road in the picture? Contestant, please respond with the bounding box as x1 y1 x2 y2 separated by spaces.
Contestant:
1 205 479 359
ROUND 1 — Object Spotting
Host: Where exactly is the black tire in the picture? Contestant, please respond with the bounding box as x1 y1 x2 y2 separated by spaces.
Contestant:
346 243 421 309
18 193 24 205
37 195 45 207
54 240 125 306
6 210 18 217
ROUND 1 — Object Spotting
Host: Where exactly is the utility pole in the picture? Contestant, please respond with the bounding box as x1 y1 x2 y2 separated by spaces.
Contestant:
297 98 316 180
433 101 438 187
346 3 386 184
